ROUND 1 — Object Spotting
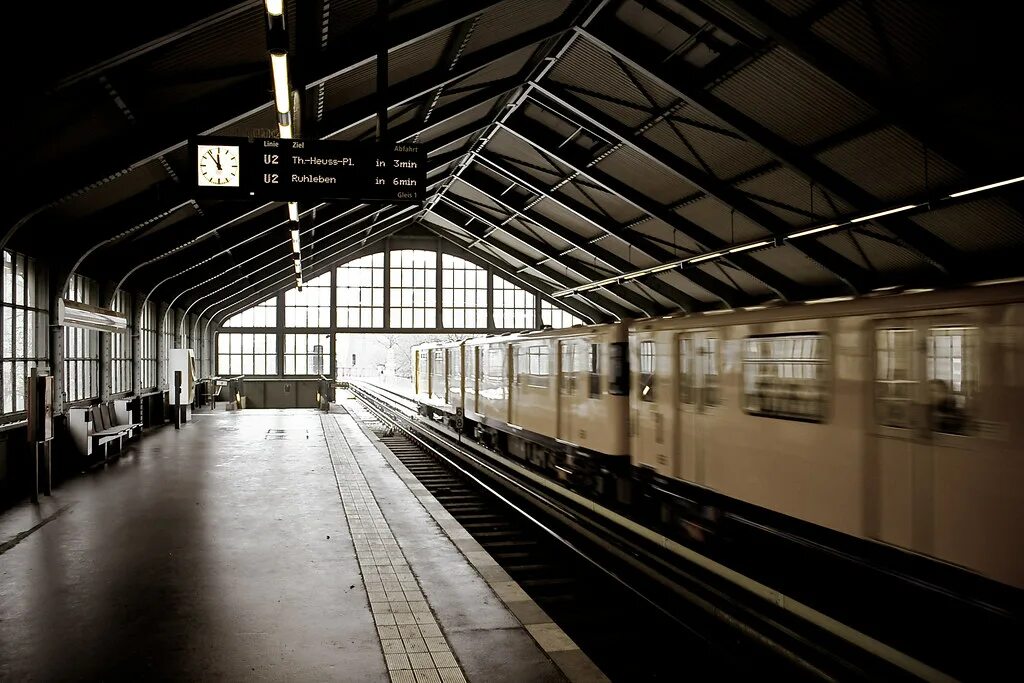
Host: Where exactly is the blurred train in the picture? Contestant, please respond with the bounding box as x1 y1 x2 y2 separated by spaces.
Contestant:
413 281 1024 590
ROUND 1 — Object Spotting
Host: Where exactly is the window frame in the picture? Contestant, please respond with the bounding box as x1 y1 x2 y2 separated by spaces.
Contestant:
741 333 829 423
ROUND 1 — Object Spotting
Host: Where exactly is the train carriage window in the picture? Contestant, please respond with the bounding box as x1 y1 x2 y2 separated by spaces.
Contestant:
519 345 550 389
432 350 444 377
679 338 694 404
449 348 460 383
743 334 828 422
875 329 915 428
640 340 656 402
588 344 600 397
926 327 978 435
703 338 720 406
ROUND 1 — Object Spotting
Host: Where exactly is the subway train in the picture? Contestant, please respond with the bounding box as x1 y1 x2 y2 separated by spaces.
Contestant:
412 281 1024 590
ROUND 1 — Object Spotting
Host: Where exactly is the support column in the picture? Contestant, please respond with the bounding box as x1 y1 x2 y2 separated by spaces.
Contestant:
98 282 113 402
382 239 392 329
435 238 443 329
131 292 142 397
49 268 65 415
329 267 337 379
486 265 494 330
276 293 285 378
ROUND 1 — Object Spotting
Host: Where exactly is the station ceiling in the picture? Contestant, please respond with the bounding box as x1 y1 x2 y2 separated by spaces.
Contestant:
7 0 1023 323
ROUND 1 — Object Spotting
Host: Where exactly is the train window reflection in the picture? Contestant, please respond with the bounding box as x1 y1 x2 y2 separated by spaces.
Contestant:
876 328 915 428
743 334 828 421
588 343 600 397
640 340 656 402
927 327 977 435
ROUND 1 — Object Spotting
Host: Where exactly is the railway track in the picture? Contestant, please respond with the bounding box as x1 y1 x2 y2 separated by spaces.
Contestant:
343 381 914 682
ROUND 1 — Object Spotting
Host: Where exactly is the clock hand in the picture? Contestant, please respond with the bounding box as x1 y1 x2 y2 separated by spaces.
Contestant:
215 151 222 171
206 149 222 171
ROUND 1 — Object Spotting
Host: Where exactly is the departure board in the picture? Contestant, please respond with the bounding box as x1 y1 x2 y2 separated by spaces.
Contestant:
189 136 425 203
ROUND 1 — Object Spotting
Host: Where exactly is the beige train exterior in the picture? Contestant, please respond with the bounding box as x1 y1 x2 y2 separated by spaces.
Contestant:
629 282 1024 589
413 323 630 458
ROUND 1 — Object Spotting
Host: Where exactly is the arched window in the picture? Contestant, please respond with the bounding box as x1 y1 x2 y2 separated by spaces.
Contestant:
284 271 330 327
441 254 487 328
390 250 436 328
493 275 535 329
223 297 276 327
540 300 582 328
337 253 384 328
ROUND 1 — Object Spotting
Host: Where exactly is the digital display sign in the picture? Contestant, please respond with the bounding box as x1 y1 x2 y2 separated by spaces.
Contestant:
189 136 426 204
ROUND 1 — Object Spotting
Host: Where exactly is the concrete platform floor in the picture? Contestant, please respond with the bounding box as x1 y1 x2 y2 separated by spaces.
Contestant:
0 409 568 682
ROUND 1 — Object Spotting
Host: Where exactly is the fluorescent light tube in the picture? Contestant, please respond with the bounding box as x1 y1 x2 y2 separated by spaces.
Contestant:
729 240 771 253
689 251 723 263
58 299 128 333
788 223 839 239
293 260 301 274
265 0 283 16
949 175 1024 198
271 52 290 114
288 201 299 222
279 122 292 139
291 229 301 253
805 296 854 305
851 204 918 223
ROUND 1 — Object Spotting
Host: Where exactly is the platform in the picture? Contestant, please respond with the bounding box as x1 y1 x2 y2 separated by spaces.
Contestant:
0 408 593 681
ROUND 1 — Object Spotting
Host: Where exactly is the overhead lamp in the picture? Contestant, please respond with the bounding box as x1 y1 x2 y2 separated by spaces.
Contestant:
851 204 918 223
57 299 128 333
290 228 301 254
293 259 302 274
788 223 839 239
949 175 1024 198
805 296 854 305
296 276 303 291
729 240 771 253
279 122 292 139
265 0 283 16
288 201 299 222
270 52 291 115
689 251 723 263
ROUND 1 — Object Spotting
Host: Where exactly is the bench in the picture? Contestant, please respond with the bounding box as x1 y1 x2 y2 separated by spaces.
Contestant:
67 401 143 458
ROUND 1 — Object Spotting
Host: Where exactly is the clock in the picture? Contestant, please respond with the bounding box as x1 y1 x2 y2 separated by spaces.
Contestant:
197 144 240 187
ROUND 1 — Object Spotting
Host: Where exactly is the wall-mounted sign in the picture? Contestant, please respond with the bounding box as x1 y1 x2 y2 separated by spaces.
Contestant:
189 136 426 203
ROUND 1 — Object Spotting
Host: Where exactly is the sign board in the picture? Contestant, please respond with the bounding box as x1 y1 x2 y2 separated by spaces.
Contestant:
189 136 426 203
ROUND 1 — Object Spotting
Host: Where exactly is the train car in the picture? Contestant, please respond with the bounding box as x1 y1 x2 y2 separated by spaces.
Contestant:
412 340 463 427
416 324 631 497
629 282 1024 589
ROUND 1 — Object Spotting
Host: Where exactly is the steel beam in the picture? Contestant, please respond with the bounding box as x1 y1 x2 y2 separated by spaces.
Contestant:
578 24 958 275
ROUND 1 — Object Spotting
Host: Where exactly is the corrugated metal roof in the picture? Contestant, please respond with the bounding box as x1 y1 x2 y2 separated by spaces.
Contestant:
50 161 171 221
673 196 770 244
818 228 928 275
711 46 877 146
420 98 496 146
816 125 965 202
738 166 854 227
708 261 774 297
748 244 838 286
595 236 660 270
810 1 941 81
550 37 672 118
527 198 604 242
767 0 818 18
462 0 571 57
596 145 696 205
630 217 701 256
657 269 723 302
909 199 1024 253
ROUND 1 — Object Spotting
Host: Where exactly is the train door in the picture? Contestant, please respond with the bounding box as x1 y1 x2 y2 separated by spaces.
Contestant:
473 346 481 414
414 350 421 395
558 341 577 443
872 316 979 555
507 344 517 425
676 333 721 483
634 337 667 472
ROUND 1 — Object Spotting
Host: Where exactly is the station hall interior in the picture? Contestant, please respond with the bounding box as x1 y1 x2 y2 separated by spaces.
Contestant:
2 1 1023 681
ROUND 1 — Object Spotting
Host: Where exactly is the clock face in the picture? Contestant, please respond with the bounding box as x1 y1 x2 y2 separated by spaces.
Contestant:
197 144 240 187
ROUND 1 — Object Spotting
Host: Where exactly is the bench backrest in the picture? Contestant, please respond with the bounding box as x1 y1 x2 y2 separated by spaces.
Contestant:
101 403 116 428
91 406 107 431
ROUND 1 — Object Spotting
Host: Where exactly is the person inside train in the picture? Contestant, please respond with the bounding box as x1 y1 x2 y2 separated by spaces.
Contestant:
928 379 967 434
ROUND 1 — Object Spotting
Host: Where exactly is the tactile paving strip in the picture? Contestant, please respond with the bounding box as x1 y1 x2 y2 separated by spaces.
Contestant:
322 414 468 683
